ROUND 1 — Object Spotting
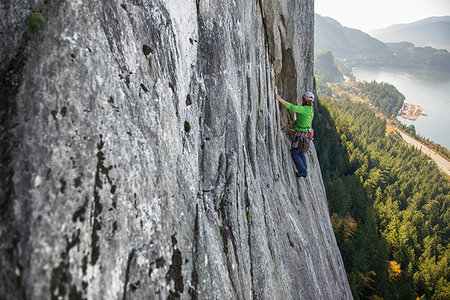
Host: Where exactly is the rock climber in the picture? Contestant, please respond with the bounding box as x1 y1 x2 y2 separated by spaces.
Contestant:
275 91 314 177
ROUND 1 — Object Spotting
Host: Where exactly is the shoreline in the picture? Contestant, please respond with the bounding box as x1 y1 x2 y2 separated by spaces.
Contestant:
352 65 450 150
398 103 427 121
329 79 450 177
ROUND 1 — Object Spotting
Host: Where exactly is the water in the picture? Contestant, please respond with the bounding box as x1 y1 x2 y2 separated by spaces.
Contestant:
352 66 450 149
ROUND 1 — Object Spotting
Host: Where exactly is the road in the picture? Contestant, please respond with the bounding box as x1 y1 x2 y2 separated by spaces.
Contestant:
397 131 450 177
328 84 450 178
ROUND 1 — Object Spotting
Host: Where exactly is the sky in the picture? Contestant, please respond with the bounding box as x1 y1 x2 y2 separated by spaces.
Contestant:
315 0 450 33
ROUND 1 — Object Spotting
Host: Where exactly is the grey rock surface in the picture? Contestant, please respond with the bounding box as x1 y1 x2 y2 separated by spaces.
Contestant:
1 0 351 299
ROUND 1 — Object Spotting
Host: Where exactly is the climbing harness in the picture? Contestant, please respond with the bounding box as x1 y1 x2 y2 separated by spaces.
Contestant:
297 126 314 139
291 128 314 152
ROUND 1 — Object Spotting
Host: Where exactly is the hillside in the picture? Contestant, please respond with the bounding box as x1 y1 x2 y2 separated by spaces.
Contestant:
0 1 351 299
315 14 450 72
314 92 450 299
314 14 389 59
371 16 450 51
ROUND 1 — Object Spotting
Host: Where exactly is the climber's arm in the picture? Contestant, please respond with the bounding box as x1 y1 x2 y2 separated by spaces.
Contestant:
284 101 309 114
276 94 310 114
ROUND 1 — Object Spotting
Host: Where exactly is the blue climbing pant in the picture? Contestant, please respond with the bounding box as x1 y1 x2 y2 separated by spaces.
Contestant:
290 147 307 173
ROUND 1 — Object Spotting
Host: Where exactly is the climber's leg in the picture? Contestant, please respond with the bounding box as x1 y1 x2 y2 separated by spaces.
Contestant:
290 148 307 175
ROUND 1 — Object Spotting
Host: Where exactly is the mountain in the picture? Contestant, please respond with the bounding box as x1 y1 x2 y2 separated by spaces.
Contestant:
314 14 389 59
384 42 450 70
315 14 450 72
0 1 351 299
371 16 450 51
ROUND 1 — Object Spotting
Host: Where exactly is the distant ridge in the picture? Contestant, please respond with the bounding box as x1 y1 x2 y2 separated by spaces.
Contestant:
371 16 450 51
314 14 389 59
315 14 450 72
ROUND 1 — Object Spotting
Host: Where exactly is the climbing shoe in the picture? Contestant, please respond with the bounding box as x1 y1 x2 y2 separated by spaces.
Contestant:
296 171 307 178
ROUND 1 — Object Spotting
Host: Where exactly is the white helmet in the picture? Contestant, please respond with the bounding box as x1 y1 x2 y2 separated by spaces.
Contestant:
302 91 314 102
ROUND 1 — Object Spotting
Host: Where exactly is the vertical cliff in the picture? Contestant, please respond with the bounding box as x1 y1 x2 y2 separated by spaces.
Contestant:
0 0 351 299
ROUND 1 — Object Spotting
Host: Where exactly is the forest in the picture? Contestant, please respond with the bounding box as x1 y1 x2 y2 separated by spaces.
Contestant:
313 91 449 299
321 78 450 161
332 80 405 119
394 121 450 161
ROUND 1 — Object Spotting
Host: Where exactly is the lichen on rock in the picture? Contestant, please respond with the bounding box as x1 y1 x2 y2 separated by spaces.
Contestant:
25 12 46 38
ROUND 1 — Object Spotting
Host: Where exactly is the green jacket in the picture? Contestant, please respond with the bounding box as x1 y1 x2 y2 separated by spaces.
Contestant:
284 102 314 132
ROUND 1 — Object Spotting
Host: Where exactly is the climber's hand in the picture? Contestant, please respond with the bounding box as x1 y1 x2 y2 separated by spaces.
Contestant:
275 94 286 106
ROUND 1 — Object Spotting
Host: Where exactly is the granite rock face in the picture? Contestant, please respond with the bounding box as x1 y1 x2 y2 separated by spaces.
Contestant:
0 0 351 299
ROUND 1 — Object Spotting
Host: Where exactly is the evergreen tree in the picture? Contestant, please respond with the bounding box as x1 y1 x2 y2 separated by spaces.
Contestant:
314 93 449 299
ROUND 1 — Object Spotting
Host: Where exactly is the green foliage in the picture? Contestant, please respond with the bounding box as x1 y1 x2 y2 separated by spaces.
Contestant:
337 80 405 118
315 95 449 299
25 12 46 38
394 119 450 161
321 77 450 161
359 81 404 118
